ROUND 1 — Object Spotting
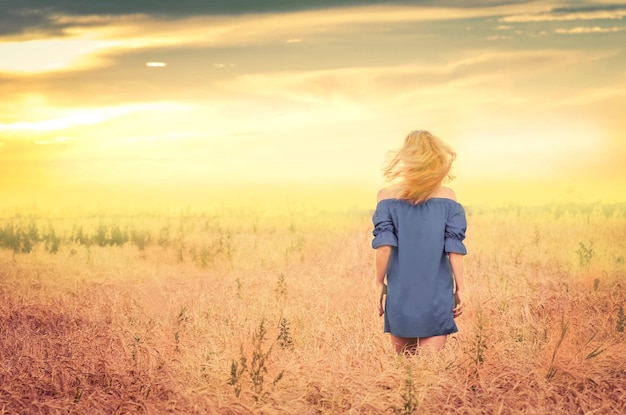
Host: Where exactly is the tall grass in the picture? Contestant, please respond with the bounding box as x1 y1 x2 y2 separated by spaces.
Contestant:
0 203 624 414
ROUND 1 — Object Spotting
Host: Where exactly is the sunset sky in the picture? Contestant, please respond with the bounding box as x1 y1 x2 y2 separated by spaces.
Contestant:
1 0 625 211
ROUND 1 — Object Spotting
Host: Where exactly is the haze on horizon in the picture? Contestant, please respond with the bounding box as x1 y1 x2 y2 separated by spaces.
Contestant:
1 0 625 211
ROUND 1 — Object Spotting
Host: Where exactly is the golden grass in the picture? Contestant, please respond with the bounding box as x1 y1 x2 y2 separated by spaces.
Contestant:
1 203 625 414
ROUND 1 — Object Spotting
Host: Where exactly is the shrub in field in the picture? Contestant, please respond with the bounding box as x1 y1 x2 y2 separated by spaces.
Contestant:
0 221 20 253
576 241 594 269
27 218 40 242
0 221 36 256
131 228 151 251
158 222 171 247
109 224 129 246
20 233 33 254
392 366 419 415
276 317 293 350
275 273 287 300
92 222 132 247
44 227 60 254
94 223 108 246
72 225 91 246
229 319 283 402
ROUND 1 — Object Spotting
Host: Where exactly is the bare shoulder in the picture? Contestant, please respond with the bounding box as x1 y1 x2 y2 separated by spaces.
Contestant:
431 186 457 201
377 185 400 202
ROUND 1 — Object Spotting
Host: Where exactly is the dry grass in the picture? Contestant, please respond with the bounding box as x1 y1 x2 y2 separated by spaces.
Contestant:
1 203 625 414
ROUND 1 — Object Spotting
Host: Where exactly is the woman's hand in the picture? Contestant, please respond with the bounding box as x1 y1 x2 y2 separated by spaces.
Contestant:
453 290 464 318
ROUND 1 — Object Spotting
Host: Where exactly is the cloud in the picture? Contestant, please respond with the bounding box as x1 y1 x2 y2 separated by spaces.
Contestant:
500 5 626 22
0 102 190 132
215 48 616 109
212 63 237 68
0 0 390 27
0 38 119 74
555 26 626 34
0 1 541 34
540 85 626 109
34 137 71 145
199 49 626 159
0 2 551 74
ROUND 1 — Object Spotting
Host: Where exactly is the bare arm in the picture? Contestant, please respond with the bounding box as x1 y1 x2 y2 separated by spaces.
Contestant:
449 253 465 292
375 246 392 316
449 252 465 317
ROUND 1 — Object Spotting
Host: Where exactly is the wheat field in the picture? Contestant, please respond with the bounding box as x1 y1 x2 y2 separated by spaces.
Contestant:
1 202 625 414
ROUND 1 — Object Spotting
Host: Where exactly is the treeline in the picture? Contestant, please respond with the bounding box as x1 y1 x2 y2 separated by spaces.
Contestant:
0 217 232 267
0 219 150 254
466 202 626 218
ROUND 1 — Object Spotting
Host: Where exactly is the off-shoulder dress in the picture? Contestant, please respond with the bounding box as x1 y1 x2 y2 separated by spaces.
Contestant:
372 198 467 338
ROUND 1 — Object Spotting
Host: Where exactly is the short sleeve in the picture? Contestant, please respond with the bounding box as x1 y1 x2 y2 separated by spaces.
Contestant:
372 202 398 249
444 203 467 254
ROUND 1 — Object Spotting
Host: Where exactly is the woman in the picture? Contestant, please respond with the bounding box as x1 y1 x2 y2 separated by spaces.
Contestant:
372 130 467 354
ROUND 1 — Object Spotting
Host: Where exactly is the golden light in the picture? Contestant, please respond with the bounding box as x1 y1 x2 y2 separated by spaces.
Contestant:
0 2 624 210
0 102 191 132
0 38 119 74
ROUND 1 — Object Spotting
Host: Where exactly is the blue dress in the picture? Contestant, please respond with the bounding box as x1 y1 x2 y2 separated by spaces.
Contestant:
372 198 467 338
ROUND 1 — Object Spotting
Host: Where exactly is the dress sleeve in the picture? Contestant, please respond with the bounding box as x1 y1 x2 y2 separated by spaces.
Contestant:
371 202 398 249
444 203 467 254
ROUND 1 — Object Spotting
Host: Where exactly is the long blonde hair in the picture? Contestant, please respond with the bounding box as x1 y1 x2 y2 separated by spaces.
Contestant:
383 130 456 203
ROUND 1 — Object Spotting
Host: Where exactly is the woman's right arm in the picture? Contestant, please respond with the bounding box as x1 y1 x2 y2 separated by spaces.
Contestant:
375 246 392 316
449 252 465 317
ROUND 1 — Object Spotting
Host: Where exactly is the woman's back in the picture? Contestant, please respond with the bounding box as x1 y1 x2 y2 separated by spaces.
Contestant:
372 196 466 338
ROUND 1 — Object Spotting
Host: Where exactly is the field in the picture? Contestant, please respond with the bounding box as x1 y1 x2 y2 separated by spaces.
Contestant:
1 202 625 414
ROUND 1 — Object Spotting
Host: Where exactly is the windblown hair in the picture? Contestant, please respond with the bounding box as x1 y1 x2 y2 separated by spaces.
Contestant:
383 130 457 203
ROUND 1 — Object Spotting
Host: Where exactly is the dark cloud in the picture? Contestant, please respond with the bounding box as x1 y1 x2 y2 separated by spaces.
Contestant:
0 0 531 36
4 0 533 16
7 0 395 18
0 7 55 36
551 3 626 14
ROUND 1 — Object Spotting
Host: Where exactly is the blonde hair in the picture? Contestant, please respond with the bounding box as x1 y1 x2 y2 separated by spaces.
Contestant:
383 130 456 203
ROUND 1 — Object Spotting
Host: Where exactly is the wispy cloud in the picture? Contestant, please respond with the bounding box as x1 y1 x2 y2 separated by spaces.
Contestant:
485 34 512 40
500 5 626 22
0 102 189 132
555 26 625 34
216 48 617 109
540 85 626 109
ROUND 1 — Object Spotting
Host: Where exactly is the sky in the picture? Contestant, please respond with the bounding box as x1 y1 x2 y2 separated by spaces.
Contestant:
1 0 625 211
